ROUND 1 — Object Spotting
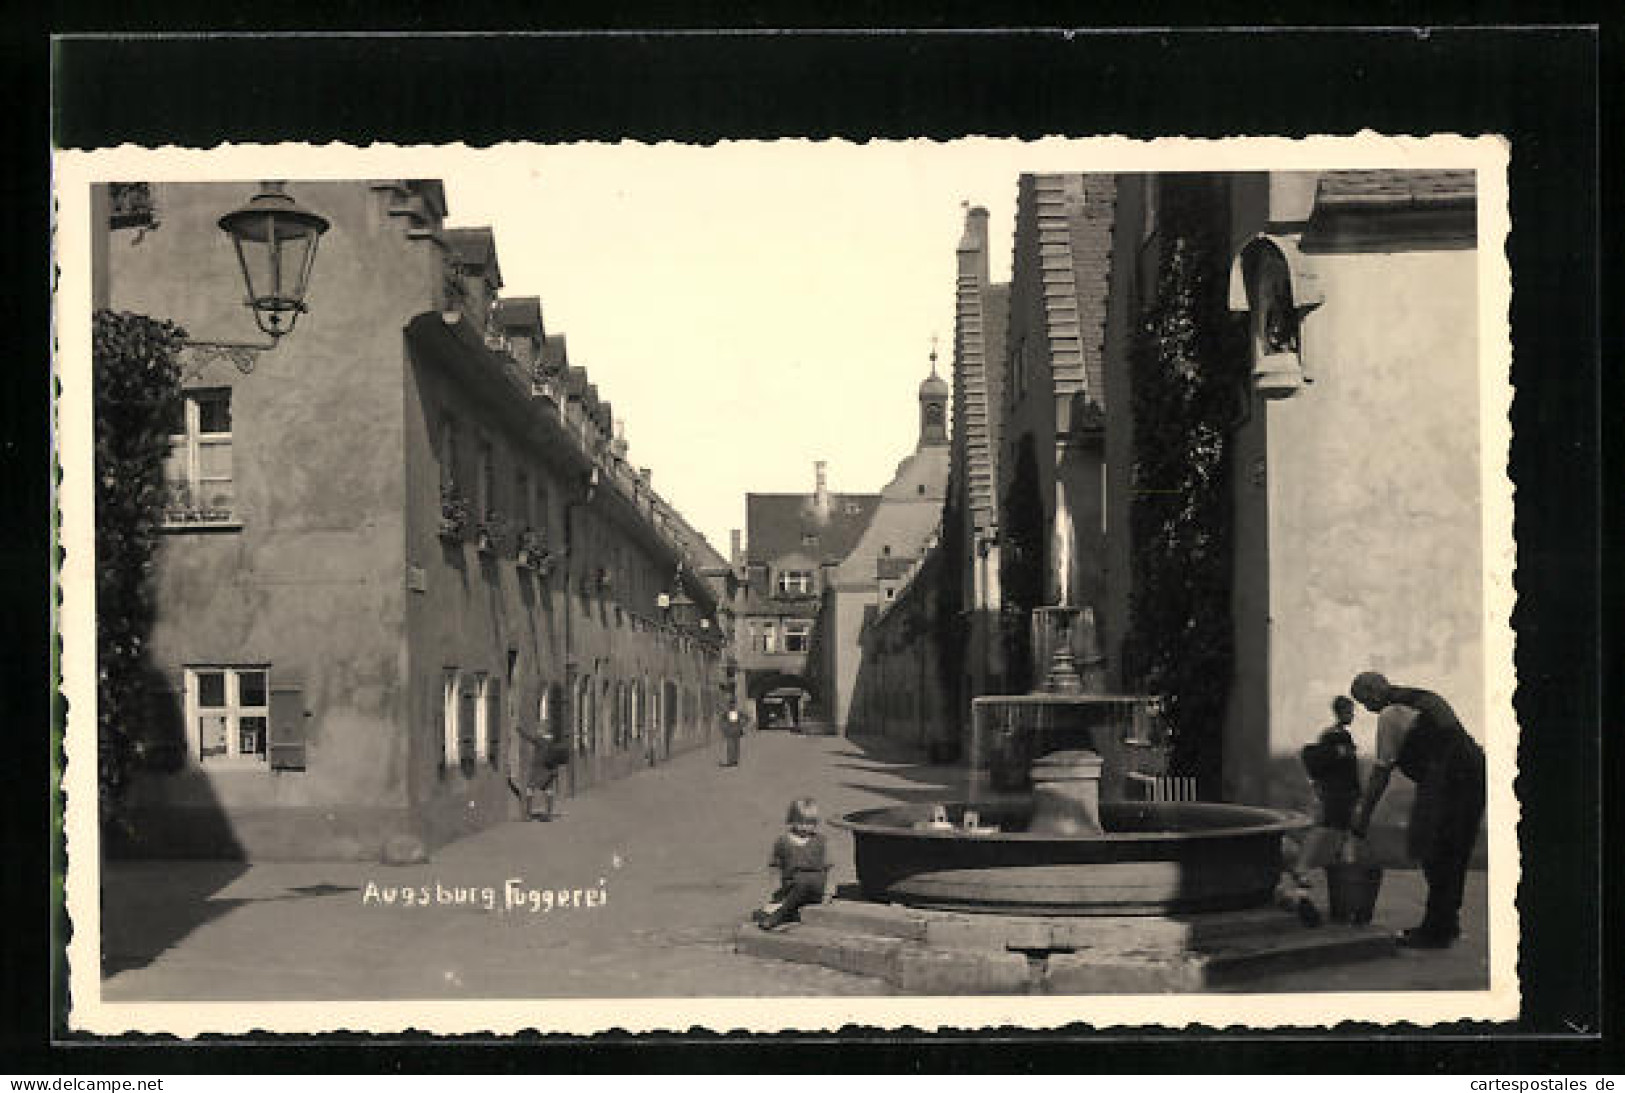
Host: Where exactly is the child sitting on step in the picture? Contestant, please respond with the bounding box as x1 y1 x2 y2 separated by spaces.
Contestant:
755 797 831 930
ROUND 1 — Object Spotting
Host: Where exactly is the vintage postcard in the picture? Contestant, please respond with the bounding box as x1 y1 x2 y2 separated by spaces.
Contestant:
55 136 1516 1036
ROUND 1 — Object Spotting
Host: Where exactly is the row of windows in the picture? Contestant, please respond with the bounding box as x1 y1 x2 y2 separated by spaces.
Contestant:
438 414 553 538
437 669 710 771
745 617 812 654
173 662 714 777
438 412 670 610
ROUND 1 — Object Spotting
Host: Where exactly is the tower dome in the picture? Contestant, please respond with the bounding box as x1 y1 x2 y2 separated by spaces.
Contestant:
918 338 949 447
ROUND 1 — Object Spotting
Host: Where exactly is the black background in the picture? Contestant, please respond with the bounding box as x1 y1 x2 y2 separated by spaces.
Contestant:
10 12 1614 1074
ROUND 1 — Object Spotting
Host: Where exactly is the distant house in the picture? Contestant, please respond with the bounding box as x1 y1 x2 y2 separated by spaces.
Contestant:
734 464 877 728
98 180 727 860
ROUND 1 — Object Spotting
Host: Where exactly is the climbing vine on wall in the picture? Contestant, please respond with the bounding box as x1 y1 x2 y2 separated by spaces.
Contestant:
1123 178 1250 789
93 309 186 826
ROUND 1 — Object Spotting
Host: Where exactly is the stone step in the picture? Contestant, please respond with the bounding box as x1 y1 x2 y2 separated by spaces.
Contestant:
1200 925 1398 986
735 923 1036 994
798 899 1320 955
1043 925 1396 994
798 901 927 941
738 912 1396 996
735 923 907 983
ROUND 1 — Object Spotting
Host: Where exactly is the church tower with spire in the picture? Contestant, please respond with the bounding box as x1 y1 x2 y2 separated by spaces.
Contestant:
918 337 950 447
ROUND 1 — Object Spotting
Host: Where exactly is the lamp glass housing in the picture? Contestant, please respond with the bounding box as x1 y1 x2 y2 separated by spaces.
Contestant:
669 590 698 629
218 182 330 338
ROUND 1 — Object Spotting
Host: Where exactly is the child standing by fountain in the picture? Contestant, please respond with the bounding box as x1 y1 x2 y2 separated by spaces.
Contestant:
1278 695 1365 926
755 798 830 930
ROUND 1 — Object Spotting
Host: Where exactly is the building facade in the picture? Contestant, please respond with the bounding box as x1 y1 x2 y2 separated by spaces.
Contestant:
849 170 1486 827
941 205 1012 742
100 180 726 860
1102 169 1485 809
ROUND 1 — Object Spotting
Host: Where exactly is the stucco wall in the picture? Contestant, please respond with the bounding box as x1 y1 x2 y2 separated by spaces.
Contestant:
404 345 723 850
1263 245 1484 775
110 182 427 859
827 444 949 729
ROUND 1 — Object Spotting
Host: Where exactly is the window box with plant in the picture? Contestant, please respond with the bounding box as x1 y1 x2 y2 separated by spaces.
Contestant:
439 487 472 542
475 511 513 557
516 528 553 575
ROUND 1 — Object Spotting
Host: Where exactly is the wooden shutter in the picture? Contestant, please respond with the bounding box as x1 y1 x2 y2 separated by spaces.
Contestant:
269 683 308 771
486 677 502 767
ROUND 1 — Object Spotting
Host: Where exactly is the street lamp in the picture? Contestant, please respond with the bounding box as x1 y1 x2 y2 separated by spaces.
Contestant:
179 182 331 376
669 587 699 630
217 181 331 340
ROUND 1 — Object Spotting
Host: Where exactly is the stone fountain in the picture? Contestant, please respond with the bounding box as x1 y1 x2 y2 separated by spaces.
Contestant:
738 483 1393 992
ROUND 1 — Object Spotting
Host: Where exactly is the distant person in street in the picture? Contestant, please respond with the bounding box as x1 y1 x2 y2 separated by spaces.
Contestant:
1348 671 1486 949
1277 695 1364 927
721 703 744 767
514 722 569 821
755 797 830 930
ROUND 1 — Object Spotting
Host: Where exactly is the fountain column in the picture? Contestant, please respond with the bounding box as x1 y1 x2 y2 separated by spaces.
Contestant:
1027 748 1105 836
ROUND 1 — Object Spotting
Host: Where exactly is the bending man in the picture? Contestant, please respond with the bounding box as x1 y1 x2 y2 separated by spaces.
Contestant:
1348 671 1486 949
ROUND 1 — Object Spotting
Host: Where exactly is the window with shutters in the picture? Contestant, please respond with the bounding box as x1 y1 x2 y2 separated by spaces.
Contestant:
479 673 501 768
185 666 286 769
162 389 236 526
441 669 460 769
574 675 593 754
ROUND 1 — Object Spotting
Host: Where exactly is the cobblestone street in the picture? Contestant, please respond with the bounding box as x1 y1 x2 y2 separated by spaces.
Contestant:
100 729 1488 1001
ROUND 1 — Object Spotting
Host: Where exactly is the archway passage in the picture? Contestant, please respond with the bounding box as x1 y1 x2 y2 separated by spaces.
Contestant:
745 670 815 731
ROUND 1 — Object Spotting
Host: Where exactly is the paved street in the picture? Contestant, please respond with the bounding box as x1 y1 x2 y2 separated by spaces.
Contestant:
101 730 1488 1000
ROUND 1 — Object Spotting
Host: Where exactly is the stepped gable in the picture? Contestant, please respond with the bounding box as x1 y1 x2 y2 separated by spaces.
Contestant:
951 205 1011 536
1064 176 1117 414
745 493 879 567
1015 173 1117 415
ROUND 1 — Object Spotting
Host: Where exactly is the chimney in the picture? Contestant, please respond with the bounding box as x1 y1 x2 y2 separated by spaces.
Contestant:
730 529 743 566
813 460 831 521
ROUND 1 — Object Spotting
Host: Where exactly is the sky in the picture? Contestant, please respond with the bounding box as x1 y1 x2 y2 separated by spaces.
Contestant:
435 140 1067 556
65 136 1498 561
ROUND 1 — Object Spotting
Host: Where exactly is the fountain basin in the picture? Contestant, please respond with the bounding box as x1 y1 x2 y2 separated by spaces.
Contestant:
834 800 1307 916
